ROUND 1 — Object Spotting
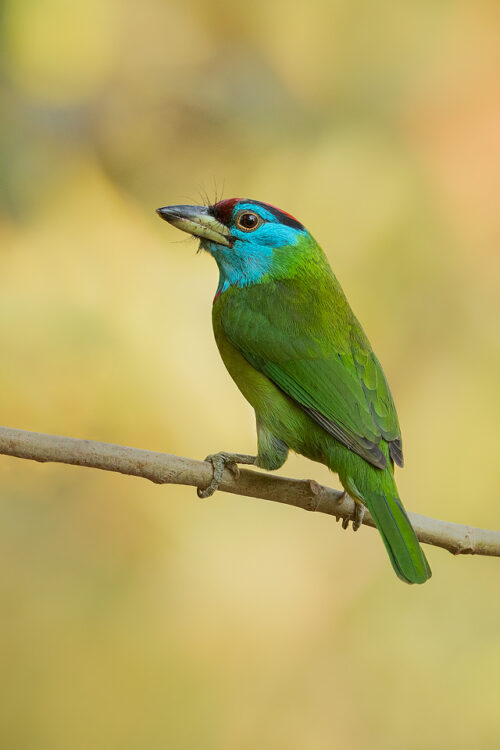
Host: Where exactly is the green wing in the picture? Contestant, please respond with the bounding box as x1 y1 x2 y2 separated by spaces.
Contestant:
220 277 403 470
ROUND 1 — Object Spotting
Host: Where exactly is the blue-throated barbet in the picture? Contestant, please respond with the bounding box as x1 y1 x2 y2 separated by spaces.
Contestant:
157 199 431 584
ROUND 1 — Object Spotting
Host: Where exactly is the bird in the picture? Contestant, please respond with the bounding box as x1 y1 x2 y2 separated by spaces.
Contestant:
156 198 431 584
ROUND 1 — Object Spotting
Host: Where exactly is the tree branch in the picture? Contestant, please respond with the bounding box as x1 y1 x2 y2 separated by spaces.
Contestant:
0 425 498 557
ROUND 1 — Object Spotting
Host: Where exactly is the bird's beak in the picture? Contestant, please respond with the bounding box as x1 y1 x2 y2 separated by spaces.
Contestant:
156 205 232 247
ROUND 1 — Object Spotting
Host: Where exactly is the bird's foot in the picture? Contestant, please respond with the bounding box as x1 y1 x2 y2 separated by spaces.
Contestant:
338 492 366 531
197 452 256 498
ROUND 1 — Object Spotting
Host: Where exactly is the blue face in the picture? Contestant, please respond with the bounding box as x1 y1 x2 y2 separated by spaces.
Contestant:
203 200 307 295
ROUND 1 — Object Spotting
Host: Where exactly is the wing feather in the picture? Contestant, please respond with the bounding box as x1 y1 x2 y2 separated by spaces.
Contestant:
220 276 403 469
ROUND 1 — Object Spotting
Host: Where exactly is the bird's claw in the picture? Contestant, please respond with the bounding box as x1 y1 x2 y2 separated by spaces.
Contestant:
337 492 365 531
197 452 241 499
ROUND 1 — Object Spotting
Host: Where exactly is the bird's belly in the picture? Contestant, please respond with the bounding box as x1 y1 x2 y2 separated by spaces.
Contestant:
214 325 337 466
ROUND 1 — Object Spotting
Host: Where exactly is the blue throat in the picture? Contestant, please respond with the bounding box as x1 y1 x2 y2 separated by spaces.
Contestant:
204 240 274 296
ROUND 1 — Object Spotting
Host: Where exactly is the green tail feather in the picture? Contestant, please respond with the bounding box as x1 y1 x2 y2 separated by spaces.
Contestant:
365 490 431 585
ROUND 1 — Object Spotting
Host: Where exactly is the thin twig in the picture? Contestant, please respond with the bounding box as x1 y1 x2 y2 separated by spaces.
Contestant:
0 426 498 557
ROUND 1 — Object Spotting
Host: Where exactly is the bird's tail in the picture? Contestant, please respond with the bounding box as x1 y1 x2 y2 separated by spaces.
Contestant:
350 468 431 584
368 490 431 584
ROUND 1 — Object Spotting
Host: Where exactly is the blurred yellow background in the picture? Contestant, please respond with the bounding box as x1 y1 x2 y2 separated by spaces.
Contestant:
1 1 500 748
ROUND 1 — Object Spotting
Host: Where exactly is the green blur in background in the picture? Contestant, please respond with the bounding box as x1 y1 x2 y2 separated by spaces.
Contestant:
1 1 500 748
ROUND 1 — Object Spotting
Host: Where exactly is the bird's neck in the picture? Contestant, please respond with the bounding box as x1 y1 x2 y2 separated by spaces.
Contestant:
208 234 328 300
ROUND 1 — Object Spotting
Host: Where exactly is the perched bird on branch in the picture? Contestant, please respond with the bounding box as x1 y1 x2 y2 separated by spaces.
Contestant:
157 199 431 584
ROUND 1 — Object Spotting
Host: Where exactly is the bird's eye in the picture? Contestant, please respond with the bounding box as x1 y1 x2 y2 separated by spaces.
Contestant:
235 211 262 232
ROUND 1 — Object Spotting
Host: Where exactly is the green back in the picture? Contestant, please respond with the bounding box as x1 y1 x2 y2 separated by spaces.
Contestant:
216 236 403 469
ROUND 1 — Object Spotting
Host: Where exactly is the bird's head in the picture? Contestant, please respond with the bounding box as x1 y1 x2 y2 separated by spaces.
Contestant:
157 198 316 293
